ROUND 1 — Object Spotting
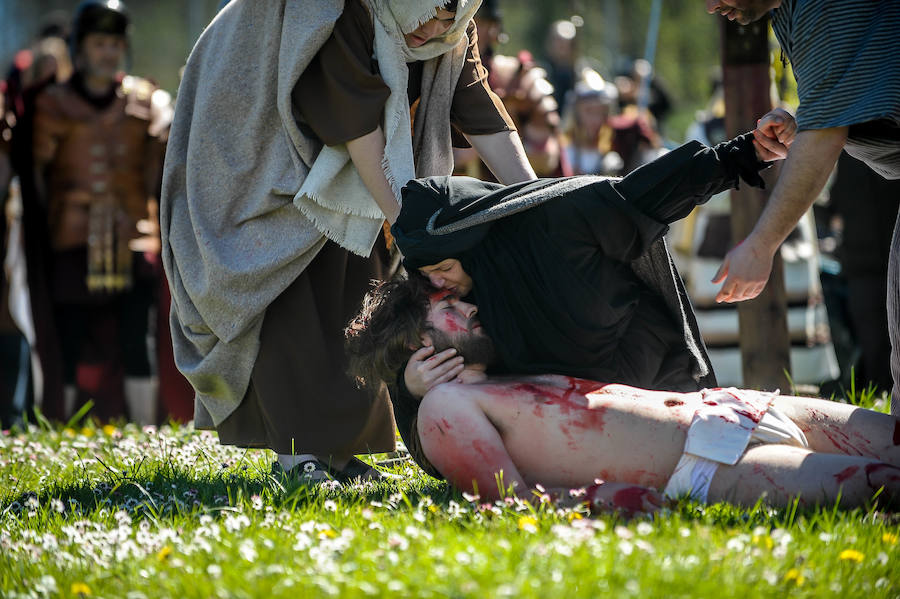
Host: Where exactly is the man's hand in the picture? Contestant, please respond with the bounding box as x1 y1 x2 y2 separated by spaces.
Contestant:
713 126 846 304
403 345 465 398
752 107 797 161
711 235 778 303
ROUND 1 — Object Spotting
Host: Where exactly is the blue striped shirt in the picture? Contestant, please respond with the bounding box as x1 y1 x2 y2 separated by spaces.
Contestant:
771 0 900 178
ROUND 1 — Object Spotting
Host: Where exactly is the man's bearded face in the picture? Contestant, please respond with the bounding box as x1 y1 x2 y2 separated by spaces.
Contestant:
78 32 125 83
426 290 497 367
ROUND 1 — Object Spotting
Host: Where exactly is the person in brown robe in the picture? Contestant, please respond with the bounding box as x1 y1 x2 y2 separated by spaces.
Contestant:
211 0 537 482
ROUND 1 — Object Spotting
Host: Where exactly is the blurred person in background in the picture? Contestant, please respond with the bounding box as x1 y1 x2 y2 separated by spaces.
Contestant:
543 19 578 109
562 68 624 176
0 84 27 428
455 1 569 179
501 54 569 178
480 51 569 178
3 11 72 132
1 12 73 427
819 153 900 395
615 57 673 127
610 66 664 174
30 0 173 424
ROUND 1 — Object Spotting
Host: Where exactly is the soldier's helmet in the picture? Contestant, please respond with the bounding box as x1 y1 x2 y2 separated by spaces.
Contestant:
70 0 130 56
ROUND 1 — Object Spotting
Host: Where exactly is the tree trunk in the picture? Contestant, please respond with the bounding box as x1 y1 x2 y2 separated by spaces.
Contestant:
720 16 791 390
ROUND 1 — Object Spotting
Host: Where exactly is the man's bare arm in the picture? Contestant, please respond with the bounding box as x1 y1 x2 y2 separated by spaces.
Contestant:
465 130 537 184
418 384 529 499
346 126 401 224
713 126 848 303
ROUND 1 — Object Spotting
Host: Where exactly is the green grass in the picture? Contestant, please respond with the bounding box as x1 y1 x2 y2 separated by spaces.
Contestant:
2 396 899 598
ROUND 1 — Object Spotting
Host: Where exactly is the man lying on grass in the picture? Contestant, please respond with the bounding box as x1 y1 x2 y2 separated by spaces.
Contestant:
345 276 900 514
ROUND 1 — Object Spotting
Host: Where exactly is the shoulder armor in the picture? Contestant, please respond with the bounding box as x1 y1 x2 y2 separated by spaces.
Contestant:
148 88 174 140
121 75 156 103
121 75 173 138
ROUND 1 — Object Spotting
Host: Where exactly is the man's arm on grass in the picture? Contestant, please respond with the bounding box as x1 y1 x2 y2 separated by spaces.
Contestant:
417 383 528 500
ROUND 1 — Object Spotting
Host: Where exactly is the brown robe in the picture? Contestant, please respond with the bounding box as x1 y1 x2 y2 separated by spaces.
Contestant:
217 1 514 456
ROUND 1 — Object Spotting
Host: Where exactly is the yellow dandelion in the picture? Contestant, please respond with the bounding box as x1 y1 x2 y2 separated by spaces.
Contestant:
838 549 864 563
428 505 438 513
157 545 173 561
752 534 774 550
70 582 92 596
567 512 583 522
102 424 117 436
63 428 76 438
784 568 805 586
517 516 538 532
883 533 898 545
318 528 338 539
80 427 94 437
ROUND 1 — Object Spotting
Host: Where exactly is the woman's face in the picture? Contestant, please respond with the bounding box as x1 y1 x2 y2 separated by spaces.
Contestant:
575 97 610 134
404 8 456 48
419 258 473 296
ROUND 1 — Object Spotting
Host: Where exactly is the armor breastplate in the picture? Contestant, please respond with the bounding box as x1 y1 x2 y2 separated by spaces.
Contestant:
34 78 162 292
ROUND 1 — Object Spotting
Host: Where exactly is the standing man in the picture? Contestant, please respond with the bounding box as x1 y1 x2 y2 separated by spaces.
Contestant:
705 0 900 413
31 0 172 423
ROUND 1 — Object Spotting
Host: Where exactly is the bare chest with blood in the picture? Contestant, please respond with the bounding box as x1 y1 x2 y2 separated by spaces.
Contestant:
474 377 700 488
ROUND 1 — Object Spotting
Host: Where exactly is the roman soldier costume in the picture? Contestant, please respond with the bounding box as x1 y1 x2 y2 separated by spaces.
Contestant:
30 0 174 422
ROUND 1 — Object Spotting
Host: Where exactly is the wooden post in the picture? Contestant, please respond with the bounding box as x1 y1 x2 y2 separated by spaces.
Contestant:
720 16 791 390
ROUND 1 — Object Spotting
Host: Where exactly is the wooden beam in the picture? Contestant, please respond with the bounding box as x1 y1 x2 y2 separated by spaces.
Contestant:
720 16 791 390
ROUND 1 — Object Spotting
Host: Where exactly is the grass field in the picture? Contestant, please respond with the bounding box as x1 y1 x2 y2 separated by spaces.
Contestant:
2 392 899 598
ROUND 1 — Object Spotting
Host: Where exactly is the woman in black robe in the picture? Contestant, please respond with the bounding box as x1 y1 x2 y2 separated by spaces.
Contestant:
391 132 775 394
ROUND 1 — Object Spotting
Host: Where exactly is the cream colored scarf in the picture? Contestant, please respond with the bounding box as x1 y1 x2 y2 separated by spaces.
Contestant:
294 0 480 256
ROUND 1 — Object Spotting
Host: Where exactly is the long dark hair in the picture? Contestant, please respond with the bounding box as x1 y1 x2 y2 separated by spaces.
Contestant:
344 275 433 389
344 275 446 479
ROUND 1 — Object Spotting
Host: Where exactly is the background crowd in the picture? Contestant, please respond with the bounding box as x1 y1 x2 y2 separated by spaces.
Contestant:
1 0 895 431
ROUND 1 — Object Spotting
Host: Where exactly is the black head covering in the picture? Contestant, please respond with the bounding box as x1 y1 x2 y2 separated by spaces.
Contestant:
393 175 606 268
69 0 130 67
71 1 130 47
394 176 504 267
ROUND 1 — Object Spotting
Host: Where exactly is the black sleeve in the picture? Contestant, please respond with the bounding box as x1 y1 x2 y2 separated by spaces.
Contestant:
550 133 767 263
554 184 670 263
611 132 768 225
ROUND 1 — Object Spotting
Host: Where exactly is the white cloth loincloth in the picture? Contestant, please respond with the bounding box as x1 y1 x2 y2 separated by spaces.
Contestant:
663 388 808 502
